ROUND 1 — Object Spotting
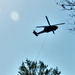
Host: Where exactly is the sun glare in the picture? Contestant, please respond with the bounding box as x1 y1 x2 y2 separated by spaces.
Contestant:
10 11 20 21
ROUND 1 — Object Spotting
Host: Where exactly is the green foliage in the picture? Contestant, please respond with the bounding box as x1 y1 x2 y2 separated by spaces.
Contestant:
56 0 75 30
18 59 61 75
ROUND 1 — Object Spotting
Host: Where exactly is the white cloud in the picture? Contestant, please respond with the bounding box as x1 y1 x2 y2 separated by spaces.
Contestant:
10 11 20 21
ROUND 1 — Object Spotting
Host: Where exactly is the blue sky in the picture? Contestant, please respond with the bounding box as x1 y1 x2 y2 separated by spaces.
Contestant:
0 0 75 75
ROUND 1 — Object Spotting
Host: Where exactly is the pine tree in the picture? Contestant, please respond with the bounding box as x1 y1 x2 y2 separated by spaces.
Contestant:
18 59 61 75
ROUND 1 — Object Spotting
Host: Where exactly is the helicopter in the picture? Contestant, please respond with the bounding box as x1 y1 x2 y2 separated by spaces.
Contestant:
33 16 65 36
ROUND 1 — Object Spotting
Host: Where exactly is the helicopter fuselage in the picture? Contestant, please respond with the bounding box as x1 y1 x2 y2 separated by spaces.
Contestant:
33 16 65 36
43 25 58 32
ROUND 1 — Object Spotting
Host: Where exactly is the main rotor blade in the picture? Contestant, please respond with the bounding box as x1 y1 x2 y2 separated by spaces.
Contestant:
53 23 65 25
36 26 48 28
45 16 51 26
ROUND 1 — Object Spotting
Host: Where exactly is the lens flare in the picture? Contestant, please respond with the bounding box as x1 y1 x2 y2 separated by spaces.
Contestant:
10 11 20 21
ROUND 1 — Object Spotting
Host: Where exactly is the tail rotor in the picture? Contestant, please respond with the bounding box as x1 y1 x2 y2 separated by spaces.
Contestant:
33 30 38 36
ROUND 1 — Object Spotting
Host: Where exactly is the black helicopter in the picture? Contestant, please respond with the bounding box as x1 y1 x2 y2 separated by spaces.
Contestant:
33 16 65 36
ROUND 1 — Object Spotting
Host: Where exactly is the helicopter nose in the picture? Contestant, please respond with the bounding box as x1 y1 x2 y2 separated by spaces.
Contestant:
56 26 58 29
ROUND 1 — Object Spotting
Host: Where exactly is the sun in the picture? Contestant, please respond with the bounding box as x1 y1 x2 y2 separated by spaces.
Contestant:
10 11 20 21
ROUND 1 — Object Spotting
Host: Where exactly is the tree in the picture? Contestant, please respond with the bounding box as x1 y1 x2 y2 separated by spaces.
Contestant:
18 59 61 75
56 0 75 31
